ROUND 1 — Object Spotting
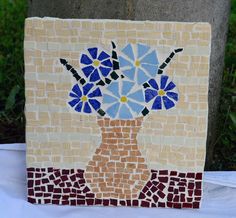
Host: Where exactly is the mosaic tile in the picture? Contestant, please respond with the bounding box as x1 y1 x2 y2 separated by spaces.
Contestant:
27 167 202 208
24 18 211 209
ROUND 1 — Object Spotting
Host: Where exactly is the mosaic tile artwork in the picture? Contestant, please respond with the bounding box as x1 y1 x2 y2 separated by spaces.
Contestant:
24 18 211 209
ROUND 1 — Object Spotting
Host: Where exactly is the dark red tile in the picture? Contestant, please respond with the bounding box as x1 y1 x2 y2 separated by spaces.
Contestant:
167 202 173 208
103 199 109 206
132 200 139 206
157 183 165 191
195 173 202 180
158 202 165 207
71 199 76 206
159 170 168 175
52 199 60 204
173 203 182 209
110 199 117 206
167 193 173 201
77 200 85 205
157 190 165 199
139 192 145 199
193 202 200 208
173 195 179 202
194 189 202 196
158 177 168 183
141 201 150 207
28 180 33 188
153 195 159 203
183 203 193 208
86 199 95 205
95 198 102 205
170 171 177 176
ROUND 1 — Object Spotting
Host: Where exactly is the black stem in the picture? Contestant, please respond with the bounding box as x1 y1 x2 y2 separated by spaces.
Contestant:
157 48 183 74
59 58 86 85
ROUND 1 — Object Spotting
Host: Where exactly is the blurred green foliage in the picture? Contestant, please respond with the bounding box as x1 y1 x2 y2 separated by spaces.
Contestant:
0 0 27 143
212 0 236 170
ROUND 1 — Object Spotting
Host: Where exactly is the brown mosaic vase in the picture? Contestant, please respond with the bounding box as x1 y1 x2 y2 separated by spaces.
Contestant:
84 117 151 200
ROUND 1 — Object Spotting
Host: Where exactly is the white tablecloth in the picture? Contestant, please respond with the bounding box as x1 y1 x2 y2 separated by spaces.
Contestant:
0 143 236 218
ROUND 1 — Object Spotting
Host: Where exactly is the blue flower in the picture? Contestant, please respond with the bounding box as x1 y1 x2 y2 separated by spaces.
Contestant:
80 47 113 82
102 80 145 119
145 75 179 110
68 83 102 113
118 43 159 85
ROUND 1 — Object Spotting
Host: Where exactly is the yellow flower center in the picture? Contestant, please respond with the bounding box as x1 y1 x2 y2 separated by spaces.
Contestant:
120 96 128 103
158 89 166 96
135 60 140 67
81 95 88 102
93 60 100 67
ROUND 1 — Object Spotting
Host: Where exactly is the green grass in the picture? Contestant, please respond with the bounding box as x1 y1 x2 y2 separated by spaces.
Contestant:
211 0 236 170
0 0 27 143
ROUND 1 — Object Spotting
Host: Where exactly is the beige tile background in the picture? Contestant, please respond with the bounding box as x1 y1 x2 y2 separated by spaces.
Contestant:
25 18 211 172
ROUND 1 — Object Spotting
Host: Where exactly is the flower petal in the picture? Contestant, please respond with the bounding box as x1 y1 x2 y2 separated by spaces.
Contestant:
160 75 168 89
89 99 101 110
152 96 162 110
83 102 92 113
121 81 134 96
107 81 120 98
137 43 150 59
128 89 144 102
88 87 102 98
88 47 98 59
82 83 93 95
69 92 78 98
127 100 144 114
80 54 92 65
141 63 157 77
82 65 94 77
164 81 176 91
137 68 150 85
103 94 118 104
119 104 133 119
145 89 158 102
75 101 83 112
106 102 120 118
119 56 133 68
166 91 178 101
99 66 111 77
122 44 135 61
98 51 110 61
163 96 175 109
140 50 158 65
68 98 80 107
90 69 100 82
101 59 112 67
122 67 135 80
148 79 159 90
72 84 82 97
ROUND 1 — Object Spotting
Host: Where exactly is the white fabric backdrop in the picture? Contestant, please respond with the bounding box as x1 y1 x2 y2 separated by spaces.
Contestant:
0 143 236 218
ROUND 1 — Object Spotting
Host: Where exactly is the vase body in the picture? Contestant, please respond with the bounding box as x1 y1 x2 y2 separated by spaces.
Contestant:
85 117 150 200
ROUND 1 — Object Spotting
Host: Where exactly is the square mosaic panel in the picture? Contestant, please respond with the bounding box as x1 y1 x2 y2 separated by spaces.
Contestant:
24 18 211 209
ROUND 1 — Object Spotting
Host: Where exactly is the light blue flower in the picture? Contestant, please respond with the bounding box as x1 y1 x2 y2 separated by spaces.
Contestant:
102 80 145 119
118 43 159 85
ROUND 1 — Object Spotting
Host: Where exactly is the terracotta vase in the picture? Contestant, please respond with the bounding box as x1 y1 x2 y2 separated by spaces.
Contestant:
85 117 150 200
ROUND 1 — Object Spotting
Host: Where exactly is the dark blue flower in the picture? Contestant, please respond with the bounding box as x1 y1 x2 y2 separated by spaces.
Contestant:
68 83 102 113
145 75 179 110
80 47 113 82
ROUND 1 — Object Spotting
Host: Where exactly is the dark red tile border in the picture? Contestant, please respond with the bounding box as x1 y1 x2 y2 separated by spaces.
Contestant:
27 167 202 208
